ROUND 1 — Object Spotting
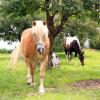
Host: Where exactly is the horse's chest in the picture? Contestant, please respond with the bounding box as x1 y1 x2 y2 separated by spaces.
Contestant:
25 49 44 60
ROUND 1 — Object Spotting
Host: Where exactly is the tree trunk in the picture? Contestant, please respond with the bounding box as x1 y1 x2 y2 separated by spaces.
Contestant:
48 32 55 68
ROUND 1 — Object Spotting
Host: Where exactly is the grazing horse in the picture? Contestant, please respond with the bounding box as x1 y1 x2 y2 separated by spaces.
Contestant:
11 20 50 94
63 36 84 65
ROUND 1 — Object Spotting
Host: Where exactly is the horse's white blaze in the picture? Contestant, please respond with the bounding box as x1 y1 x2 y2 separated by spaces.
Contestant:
39 39 44 45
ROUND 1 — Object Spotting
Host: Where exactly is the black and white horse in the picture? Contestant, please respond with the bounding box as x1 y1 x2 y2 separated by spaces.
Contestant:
63 36 84 65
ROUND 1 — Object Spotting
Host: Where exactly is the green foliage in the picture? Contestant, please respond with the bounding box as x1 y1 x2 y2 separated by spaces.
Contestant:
82 0 100 22
0 49 11 53
0 0 43 41
61 0 82 15
53 32 64 52
90 34 100 49
0 0 99 50
1 0 40 16
0 15 31 41
53 16 100 51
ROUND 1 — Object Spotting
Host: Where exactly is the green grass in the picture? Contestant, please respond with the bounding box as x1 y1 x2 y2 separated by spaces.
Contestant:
0 49 100 100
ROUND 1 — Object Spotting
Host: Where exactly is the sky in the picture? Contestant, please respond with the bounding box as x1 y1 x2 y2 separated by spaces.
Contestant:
0 40 19 50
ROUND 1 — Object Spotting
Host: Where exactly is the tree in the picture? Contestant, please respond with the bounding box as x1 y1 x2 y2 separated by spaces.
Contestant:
0 0 41 41
43 0 99 65
53 17 100 51
0 0 99 66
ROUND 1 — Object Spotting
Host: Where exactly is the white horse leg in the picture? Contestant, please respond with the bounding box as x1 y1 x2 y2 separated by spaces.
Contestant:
68 54 70 64
39 56 48 95
26 60 36 86
74 57 77 66
27 66 32 84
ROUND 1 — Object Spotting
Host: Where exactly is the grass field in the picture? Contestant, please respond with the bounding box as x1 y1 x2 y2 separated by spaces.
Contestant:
0 49 100 100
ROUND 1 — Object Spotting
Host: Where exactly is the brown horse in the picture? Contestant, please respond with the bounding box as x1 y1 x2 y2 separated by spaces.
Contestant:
11 20 50 94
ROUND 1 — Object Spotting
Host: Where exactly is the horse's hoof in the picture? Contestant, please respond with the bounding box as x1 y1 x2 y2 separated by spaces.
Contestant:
31 82 36 87
39 86 45 95
39 90 45 95
27 77 32 84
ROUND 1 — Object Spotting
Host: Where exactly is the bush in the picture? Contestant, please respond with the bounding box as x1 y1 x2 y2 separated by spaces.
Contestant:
90 35 100 49
0 49 12 53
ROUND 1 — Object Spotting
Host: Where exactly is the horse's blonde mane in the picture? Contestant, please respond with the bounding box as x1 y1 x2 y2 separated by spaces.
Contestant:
32 21 49 37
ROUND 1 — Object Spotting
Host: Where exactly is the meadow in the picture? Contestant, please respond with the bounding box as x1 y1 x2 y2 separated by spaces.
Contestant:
0 49 100 100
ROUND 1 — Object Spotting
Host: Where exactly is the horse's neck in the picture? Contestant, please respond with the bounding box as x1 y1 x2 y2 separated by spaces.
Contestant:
77 48 82 56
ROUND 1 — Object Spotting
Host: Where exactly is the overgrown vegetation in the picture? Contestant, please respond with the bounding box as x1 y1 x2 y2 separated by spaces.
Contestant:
0 49 100 100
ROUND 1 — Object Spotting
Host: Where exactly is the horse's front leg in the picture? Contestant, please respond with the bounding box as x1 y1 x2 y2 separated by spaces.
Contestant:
75 52 77 57
67 52 71 64
39 56 48 95
67 49 71 64
26 60 36 86
69 52 72 61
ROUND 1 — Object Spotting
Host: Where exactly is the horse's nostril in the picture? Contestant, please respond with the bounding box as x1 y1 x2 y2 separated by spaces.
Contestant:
37 48 44 54
37 43 45 54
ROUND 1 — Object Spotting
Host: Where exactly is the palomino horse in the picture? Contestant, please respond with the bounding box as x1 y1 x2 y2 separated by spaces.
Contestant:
63 36 84 65
11 20 50 94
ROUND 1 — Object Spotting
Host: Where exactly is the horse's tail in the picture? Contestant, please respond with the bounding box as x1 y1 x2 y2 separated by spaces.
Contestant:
10 44 23 66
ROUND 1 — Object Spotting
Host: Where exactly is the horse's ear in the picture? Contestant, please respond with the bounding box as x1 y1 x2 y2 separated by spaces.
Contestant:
32 20 36 26
43 21 47 26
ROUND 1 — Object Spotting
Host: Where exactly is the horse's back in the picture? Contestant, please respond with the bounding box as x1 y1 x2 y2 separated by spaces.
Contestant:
64 36 80 48
69 40 80 52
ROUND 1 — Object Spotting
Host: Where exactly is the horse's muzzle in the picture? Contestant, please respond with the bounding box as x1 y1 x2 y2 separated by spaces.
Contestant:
81 60 84 66
36 43 45 54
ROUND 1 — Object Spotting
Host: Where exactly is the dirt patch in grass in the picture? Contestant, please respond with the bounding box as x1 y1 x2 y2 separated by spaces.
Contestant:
72 79 100 89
